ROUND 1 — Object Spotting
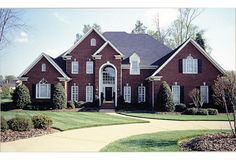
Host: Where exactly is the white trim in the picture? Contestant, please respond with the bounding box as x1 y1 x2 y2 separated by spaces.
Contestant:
36 81 51 99
172 84 180 104
90 38 96 46
122 64 158 69
92 41 124 57
182 55 198 74
200 85 209 103
41 63 46 72
150 38 225 77
57 77 68 81
146 76 163 81
138 85 146 103
86 61 94 74
93 55 102 59
86 85 93 102
71 61 79 74
71 85 79 102
62 28 107 57
18 77 28 81
18 52 70 80
124 84 131 103
129 53 141 75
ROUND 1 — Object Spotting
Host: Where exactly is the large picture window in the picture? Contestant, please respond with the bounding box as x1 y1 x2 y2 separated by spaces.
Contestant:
71 85 78 102
86 85 93 102
183 55 198 74
172 84 180 104
138 85 146 103
71 61 78 74
124 85 131 103
36 79 51 99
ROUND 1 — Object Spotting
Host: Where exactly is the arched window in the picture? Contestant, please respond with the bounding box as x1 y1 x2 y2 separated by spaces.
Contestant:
41 63 46 72
102 66 115 84
36 78 51 99
90 38 96 46
129 53 140 75
182 54 198 74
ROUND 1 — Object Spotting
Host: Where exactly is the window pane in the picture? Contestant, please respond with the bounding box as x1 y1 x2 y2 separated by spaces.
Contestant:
103 66 115 84
72 61 78 74
86 61 93 74
172 85 180 104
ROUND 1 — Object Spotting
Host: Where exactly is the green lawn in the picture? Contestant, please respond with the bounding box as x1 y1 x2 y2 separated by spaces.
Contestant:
101 130 228 152
1 111 148 131
120 112 233 121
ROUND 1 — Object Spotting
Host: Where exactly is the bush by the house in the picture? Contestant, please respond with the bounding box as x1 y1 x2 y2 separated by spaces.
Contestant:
182 108 198 115
24 102 54 110
12 84 31 109
32 114 53 129
52 83 67 109
117 95 125 110
1 116 9 132
67 101 75 109
93 95 100 109
7 116 33 131
0 85 11 98
156 81 174 112
196 108 208 115
174 103 187 112
208 108 218 115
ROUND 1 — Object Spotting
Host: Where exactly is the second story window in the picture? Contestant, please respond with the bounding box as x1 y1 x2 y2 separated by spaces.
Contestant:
182 54 198 74
71 60 78 74
86 60 94 74
129 53 140 75
90 38 96 46
41 63 46 72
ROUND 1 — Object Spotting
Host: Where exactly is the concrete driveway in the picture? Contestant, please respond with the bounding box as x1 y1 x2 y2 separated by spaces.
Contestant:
0 113 230 152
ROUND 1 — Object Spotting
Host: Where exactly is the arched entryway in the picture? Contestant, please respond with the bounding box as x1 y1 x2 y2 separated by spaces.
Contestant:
99 62 117 107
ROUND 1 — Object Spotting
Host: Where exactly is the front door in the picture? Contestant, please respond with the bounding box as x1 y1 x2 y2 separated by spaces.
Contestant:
105 87 112 102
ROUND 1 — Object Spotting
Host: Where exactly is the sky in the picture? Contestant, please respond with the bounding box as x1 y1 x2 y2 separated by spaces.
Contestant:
0 8 235 77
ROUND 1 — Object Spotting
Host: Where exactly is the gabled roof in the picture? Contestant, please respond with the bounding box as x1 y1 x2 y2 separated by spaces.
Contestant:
103 32 172 65
62 28 108 57
150 38 225 77
92 41 124 57
18 52 70 80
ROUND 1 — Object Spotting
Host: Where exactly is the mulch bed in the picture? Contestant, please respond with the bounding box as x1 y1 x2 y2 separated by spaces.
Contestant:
180 132 236 151
1 128 59 143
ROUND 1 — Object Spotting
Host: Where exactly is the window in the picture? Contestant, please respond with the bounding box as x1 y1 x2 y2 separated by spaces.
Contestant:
129 53 140 75
41 63 46 72
71 85 78 102
183 54 198 74
86 85 93 102
71 61 78 74
138 85 146 103
200 85 209 103
172 84 180 104
102 66 115 84
86 61 94 74
36 79 51 99
90 38 96 46
124 85 131 103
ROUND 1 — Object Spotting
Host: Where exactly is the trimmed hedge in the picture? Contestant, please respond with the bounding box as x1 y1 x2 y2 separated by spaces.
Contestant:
7 116 33 131
182 108 198 115
174 103 186 112
1 116 9 132
32 114 53 129
208 108 218 115
12 84 31 109
67 101 75 109
52 83 67 109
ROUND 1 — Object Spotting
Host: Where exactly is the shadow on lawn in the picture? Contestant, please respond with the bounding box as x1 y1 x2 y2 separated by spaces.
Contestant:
120 139 176 148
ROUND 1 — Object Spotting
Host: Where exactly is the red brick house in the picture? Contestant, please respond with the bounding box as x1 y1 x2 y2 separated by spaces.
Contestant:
18 28 225 109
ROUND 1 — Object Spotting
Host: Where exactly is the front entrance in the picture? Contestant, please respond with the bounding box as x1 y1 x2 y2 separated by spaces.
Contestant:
105 87 112 102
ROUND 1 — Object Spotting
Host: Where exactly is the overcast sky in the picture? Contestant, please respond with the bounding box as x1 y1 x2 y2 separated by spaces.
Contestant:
0 8 235 77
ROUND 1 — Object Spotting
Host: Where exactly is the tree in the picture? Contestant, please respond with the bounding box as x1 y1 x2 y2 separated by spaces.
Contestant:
0 75 3 82
195 32 205 50
0 9 26 50
156 81 174 112
131 20 147 34
213 71 236 137
52 83 66 109
189 88 204 108
12 84 31 109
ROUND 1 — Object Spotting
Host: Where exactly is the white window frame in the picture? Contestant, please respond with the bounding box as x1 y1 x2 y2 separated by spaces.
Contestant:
41 63 46 72
86 85 93 102
71 61 79 74
86 61 94 74
71 85 79 102
90 38 96 46
200 85 209 103
183 55 198 74
129 53 140 75
138 85 146 103
124 85 131 103
172 84 180 104
36 79 51 99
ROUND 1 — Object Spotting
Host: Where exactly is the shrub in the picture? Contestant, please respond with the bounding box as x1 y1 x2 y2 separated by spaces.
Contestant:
93 95 100 109
182 108 198 115
24 102 53 110
7 116 33 131
32 115 53 129
52 83 67 109
1 116 9 132
156 81 174 112
117 96 125 109
67 101 75 109
12 84 31 109
208 108 218 115
197 108 208 115
174 103 187 112
0 86 11 98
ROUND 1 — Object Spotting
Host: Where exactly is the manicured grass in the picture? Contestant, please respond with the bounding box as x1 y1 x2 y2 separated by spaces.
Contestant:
1 111 148 131
0 97 12 104
120 112 233 121
101 129 228 152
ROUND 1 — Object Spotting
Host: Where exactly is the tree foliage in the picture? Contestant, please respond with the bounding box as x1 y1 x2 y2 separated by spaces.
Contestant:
156 81 174 112
195 32 206 50
12 84 31 109
131 20 147 34
189 88 204 108
52 83 67 109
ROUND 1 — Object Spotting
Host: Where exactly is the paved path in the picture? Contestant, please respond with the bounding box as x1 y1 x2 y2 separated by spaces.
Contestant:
0 113 230 152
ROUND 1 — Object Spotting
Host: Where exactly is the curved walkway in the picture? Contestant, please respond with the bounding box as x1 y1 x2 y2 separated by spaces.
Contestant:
0 113 230 152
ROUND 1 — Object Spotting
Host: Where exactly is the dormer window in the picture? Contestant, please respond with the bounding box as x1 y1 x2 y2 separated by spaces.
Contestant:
41 63 46 72
182 54 198 74
90 38 96 46
129 53 140 75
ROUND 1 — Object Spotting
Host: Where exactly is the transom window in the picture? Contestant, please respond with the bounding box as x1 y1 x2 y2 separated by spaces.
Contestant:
172 84 180 104
36 79 51 99
41 63 46 72
200 84 209 103
138 85 146 103
71 60 79 74
124 84 131 103
183 54 198 74
86 61 94 74
90 38 96 46
102 66 115 84
86 85 93 102
71 85 78 102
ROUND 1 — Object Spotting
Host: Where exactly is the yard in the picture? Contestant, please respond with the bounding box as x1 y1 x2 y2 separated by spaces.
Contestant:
119 112 233 121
